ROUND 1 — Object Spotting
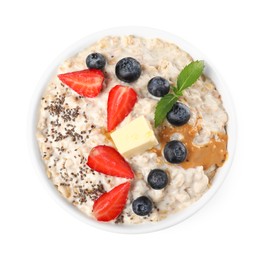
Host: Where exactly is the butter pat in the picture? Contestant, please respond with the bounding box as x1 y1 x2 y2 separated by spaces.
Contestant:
110 116 158 158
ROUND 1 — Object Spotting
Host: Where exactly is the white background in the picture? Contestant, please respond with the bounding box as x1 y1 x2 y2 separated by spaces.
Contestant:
1 0 263 259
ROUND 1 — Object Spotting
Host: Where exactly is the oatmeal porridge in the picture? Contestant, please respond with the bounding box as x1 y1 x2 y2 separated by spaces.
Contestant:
37 35 228 224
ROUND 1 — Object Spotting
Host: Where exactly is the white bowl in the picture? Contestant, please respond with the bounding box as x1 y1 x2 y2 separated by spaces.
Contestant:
29 26 236 234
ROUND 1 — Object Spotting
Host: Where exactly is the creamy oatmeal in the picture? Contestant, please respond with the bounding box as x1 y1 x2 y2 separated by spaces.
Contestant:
37 35 228 224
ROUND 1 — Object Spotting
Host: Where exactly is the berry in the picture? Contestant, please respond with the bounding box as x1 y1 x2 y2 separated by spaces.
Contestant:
58 69 104 98
107 85 137 131
166 102 191 126
132 196 153 216
115 57 141 83
86 53 106 70
147 169 168 189
147 76 170 97
87 145 134 179
163 140 187 164
93 182 130 221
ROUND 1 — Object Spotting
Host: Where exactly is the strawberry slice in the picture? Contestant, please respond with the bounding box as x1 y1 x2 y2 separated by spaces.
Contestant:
58 69 104 98
93 182 130 221
87 145 134 179
107 85 137 131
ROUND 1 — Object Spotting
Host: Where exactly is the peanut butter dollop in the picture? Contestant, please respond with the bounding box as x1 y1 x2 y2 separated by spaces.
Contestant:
156 124 228 170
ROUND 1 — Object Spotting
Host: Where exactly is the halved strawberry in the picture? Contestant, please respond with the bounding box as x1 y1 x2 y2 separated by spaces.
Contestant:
58 69 104 97
107 85 137 131
87 145 134 179
93 182 130 221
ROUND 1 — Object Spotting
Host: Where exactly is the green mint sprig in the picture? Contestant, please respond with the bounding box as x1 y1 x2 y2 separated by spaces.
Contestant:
154 60 204 127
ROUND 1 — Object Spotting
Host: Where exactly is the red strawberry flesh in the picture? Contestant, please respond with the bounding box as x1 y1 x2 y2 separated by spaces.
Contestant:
58 69 104 97
87 145 134 179
93 182 130 221
107 85 137 131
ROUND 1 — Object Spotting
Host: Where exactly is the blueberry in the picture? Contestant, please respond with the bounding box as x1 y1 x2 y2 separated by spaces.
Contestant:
115 57 141 83
132 196 152 216
147 169 168 189
147 76 170 97
86 53 106 70
166 102 191 126
164 140 187 164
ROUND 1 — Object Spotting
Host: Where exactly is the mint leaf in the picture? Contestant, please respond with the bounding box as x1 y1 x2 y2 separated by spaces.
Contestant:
154 60 204 127
177 60 204 92
172 87 178 95
154 94 178 127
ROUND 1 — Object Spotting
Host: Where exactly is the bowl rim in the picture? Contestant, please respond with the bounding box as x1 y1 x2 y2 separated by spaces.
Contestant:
28 26 237 234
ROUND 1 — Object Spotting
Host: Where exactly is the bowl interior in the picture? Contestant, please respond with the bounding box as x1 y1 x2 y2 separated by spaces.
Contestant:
29 26 236 234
